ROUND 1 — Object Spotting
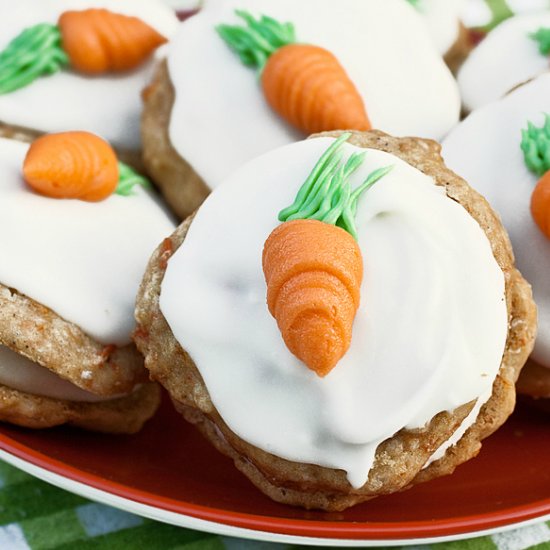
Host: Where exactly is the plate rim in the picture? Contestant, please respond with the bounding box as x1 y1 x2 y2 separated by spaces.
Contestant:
0 432 549 546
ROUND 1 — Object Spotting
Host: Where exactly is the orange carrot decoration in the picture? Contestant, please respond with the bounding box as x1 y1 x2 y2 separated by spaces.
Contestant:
531 171 550 238
217 11 371 135
59 9 167 74
262 134 392 377
0 10 167 94
521 116 550 239
23 131 150 202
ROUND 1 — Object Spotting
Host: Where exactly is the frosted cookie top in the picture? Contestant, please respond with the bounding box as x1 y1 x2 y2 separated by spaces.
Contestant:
0 137 175 346
458 11 550 111
410 0 464 55
167 0 460 189
0 0 179 150
443 73 550 367
461 0 549 29
160 137 507 488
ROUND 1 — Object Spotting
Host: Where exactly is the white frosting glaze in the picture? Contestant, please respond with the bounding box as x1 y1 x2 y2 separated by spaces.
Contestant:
162 0 200 9
461 0 492 28
443 73 550 368
160 137 507 488
0 137 176 345
167 0 460 189
415 0 464 55
0 0 179 150
425 388 490 467
461 0 550 28
458 11 550 112
0 345 121 402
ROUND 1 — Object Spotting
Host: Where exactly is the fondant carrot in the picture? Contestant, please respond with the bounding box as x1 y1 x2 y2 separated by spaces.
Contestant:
0 10 167 93
59 9 167 74
262 134 392 376
217 11 371 135
23 131 150 201
531 171 550 238
521 115 550 239
263 219 363 377
23 132 119 201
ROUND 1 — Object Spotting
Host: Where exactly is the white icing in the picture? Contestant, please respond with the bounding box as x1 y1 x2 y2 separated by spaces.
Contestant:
461 0 550 28
162 0 200 9
424 387 491 468
0 137 176 345
458 12 550 112
0 345 120 402
443 73 550 369
415 0 464 55
461 0 492 28
167 0 460 189
160 137 507 488
0 0 179 150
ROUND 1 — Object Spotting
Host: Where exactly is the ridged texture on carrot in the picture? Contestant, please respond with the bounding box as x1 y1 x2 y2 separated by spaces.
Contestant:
58 9 167 74
262 44 371 134
23 131 119 201
263 219 363 377
531 171 550 239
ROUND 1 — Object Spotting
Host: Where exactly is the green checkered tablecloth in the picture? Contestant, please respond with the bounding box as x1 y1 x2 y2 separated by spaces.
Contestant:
0 461 547 550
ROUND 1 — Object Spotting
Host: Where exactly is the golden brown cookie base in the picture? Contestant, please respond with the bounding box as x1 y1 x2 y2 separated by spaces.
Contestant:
0 382 160 434
0 122 143 171
0 284 148 397
517 360 550 399
135 130 536 511
141 61 209 220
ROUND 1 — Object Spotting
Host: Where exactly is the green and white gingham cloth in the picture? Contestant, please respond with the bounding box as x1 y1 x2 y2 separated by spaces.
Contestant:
0 461 547 550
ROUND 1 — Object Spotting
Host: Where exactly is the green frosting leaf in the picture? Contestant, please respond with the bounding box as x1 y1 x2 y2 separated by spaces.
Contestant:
116 162 151 196
0 23 68 94
406 0 422 10
216 10 296 72
477 0 514 33
530 27 550 55
279 133 393 240
520 115 550 177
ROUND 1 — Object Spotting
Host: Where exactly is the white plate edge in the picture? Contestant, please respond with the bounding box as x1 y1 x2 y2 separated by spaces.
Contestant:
1 448 549 547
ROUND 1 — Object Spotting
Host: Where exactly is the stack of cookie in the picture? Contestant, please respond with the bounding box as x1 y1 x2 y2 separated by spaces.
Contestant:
0 0 546 510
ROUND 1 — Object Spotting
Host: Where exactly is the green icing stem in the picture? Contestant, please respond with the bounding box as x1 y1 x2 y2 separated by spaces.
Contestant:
530 27 550 55
521 115 550 177
116 162 151 196
0 23 68 94
478 0 514 33
279 133 393 241
216 10 296 72
406 0 422 10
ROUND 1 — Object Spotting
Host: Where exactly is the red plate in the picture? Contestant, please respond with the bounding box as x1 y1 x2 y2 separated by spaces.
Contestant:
0 393 548 543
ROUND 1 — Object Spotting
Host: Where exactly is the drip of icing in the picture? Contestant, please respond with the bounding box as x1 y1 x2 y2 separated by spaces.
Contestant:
424 388 491 468
443 73 550 368
160 137 507 488
0 345 122 402
167 0 460 189
0 0 179 150
0 137 176 345
458 11 550 112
